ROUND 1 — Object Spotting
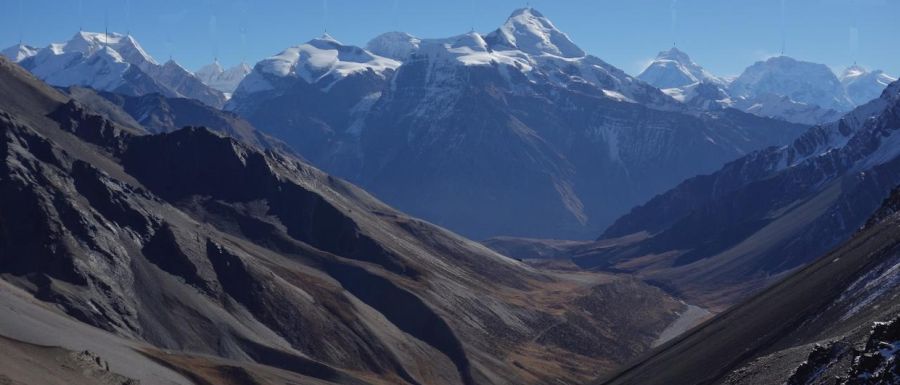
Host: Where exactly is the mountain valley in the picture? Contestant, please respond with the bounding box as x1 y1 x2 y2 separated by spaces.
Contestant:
2 4 900 385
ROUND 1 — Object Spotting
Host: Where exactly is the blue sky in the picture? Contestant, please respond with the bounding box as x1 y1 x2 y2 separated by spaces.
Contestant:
2 0 898 77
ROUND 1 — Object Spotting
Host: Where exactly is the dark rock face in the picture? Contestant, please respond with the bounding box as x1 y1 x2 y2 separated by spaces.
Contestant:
0 56 687 385
864 186 900 229
786 342 851 385
842 317 900 385
48 100 134 150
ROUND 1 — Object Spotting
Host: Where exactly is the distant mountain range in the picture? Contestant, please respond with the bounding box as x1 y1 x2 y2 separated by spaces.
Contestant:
841 63 898 105
194 59 252 96
4 9 893 243
2 32 227 108
226 8 806 240
571 78 900 307
639 48 896 125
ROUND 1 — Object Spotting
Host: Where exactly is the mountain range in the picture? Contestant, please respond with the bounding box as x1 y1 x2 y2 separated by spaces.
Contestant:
194 59 252 96
3 6 900 385
226 8 806 240
537 77 900 309
639 48 896 125
841 63 898 105
0 54 690 385
12 10 891 241
3 31 227 108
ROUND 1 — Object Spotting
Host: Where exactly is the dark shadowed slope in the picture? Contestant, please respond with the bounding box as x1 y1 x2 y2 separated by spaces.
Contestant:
0 56 686 385
596 187 900 385
63 86 293 154
573 80 900 308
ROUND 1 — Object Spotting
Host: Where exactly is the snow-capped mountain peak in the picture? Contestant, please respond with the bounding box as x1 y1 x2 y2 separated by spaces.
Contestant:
840 64 868 81
638 47 724 89
840 65 896 89
232 62 252 74
63 31 157 69
234 35 400 96
63 31 115 55
839 64 897 105
657 47 691 63
195 59 251 95
728 55 855 112
366 32 422 61
196 59 225 79
16 30 226 107
1 43 38 63
256 35 399 81
312 33 341 46
278 34 400 82
451 31 490 51
162 59 189 72
487 7 585 58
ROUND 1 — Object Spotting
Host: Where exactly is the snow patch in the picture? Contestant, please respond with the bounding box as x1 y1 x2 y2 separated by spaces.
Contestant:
256 34 400 85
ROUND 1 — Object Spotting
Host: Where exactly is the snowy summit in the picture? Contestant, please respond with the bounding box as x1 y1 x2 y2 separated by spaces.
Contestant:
366 32 422 61
1 43 38 63
195 59 252 96
638 47 725 89
13 31 226 107
485 7 585 58
840 64 897 106
728 56 854 112
235 34 400 94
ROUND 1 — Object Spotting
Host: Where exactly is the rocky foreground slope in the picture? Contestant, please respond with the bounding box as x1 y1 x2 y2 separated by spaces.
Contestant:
0 56 687 385
596 186 900 385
